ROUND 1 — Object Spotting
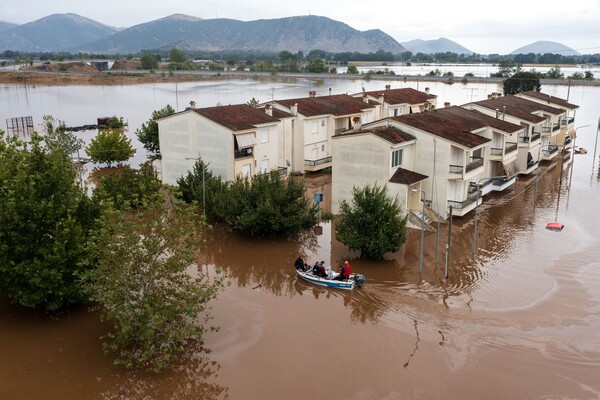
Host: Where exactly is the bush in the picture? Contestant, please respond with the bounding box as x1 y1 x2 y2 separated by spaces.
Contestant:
93 163 161 209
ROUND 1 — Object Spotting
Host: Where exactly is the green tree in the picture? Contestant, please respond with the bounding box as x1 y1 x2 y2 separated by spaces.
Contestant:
84 193 227 371
346 65 359 74
246 97 260 108
169 48 187 63
503 71 542 95
93 162 161 210
0 131 102 310
306 58 327 73
41 114 84 155
140 53 158 70
335 183 408 258
86 129 136 167
584 71 595 80
176 157 227 217
545 66 564 79
135 104 176 157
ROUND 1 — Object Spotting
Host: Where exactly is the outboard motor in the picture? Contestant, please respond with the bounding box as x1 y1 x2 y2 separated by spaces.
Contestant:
354 274 366 288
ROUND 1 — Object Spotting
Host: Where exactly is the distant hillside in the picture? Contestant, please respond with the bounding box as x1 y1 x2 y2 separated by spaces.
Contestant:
81 15 405 54
0 13 118 52
511 41 580 56
401 38 473 55
0 21 18 33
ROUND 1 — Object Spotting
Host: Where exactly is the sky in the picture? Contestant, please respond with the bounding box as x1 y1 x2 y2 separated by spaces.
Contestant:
1 0 599 54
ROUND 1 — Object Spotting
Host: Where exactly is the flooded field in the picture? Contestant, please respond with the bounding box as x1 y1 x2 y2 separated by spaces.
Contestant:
1 78 600 399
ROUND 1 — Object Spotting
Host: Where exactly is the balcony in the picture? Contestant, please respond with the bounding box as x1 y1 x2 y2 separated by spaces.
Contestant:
448 192 482 217
552 124 561 132
518 134 541 146
531 132 541 142
449 157 484 180
491 175 516 192
505 142 518 154
519 160 539 175
234 147 253 159
541 145 559 160
470 179 493 196
304 156 332 172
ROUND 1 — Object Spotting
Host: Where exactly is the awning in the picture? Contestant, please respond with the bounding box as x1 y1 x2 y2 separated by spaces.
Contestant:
567 127 575 139
235 133 255 149
410 105 421 114
502 159 519 177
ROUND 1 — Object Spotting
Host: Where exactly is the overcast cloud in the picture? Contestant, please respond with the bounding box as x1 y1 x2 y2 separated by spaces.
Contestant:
1 0 598 54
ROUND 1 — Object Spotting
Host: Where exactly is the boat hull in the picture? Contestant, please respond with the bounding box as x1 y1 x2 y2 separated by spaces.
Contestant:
295 268 355 290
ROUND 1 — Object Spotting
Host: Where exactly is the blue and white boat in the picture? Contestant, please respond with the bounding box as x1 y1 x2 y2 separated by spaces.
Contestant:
295 267 365 290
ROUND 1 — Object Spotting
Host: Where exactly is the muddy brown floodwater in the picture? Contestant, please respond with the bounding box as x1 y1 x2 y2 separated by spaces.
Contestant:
2 151 600 399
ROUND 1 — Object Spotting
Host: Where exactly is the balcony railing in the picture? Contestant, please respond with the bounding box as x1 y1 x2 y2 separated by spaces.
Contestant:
234 147 253 159
519 136 530 143
491 147 503 156
447 192 480 210
552 124 561 132
304 156 332 167
505 142 518 153
531 133 541 142
542 126 551 133
466 157 484 172
542 145 559 157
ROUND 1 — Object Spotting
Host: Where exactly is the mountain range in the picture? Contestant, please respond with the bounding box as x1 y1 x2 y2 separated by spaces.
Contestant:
511 41 580 56
0 13 581 56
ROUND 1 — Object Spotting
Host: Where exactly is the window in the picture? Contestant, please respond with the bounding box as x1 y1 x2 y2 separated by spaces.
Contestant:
261 159 269 173
310 121 319 134
321 144 325 152
394 109 399 117
260 129 269 143
391 149 403 168
242 164 251 177
321 120 325 127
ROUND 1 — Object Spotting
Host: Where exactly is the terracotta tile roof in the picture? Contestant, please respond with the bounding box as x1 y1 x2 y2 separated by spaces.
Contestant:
519 91 579 110
193 104 280 131
257 107 293 119
444 107 523 134
334 126 416 144
361 87 437 105
275 94 374 117
389 167 428 185
391 106 492 148
470 96 564 123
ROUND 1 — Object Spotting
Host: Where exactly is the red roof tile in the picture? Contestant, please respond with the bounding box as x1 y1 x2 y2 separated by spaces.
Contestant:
519 91 579 110
471 96 564 123
334 126 416 144
275 94 374 117
361 87 437 105
193 104 280 131
389 167 428 185
444 107 523 133
391 106 492 148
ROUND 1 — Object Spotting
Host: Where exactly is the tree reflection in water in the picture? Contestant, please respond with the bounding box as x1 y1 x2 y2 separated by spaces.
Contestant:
100 343 228 400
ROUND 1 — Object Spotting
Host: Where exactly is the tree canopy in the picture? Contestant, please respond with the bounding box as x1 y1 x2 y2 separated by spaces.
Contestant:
0 131 102 310
84 193 227 371
86 129 136 167
503 71 542 95
335 183 408 258
135 104 175 157
93 162 161 210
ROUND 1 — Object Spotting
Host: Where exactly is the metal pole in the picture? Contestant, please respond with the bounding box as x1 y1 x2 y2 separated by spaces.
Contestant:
535 145 550 200
419 190 425 274
592 117 600 165
433 138 439 263
570 125 591 188
472 188 481 255
202 164 206 216
446 206 452 279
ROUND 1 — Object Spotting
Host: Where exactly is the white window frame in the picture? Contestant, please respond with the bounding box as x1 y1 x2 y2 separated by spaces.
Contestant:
259 129 269 143
310 121 319 134
391 148 403 168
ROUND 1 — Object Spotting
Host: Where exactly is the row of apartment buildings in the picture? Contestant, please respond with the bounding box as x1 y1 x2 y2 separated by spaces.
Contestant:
157 86 578 221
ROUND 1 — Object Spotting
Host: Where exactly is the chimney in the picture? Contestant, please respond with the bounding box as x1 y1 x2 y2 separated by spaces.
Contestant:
329 88 332 96
291 103 298 116
488 94 493 99
385 84 391 90
265 104 273 117
363 93 369 103
502 105 506 120
495 108 500 118
378 94 384 104
425 87 430 94
444 102 450 108
189 100 196 109
353 116 362 131
309 91 316 98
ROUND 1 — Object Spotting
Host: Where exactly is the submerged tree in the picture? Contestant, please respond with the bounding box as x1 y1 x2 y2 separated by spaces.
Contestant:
335 183 408 258
503 71 542 95
0 131 102 310
93 162 161 210
86 129 136 167
135 104 175 158
84 193 227 372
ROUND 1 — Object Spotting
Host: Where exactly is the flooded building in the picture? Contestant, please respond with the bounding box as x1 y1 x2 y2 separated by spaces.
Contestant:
352 85 437 119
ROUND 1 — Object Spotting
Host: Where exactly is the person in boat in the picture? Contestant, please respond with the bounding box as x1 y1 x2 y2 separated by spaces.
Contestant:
325 264 333 280
335 260 351 281
319 261 327 278
294 256 305 271
312 262 321 276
